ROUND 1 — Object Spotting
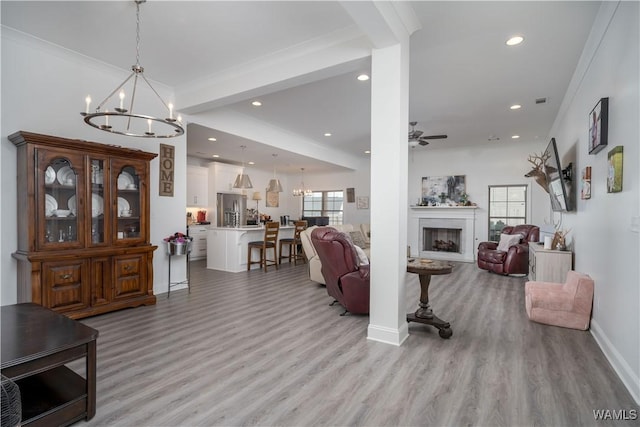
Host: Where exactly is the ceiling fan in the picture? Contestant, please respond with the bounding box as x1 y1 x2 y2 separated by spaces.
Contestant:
408 122 448 146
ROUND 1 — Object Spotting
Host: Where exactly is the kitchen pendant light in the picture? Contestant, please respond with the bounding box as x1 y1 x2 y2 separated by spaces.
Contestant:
267 154 283 192
233 145 253 189
292 168 312 197
80 0 184 138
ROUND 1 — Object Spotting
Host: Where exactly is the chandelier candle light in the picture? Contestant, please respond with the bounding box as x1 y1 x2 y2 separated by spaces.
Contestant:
80 0 184 138
292 168 312 197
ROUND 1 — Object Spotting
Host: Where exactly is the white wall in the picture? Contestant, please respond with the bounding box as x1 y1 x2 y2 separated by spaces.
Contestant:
303 161 371 225
407 142 547 246
545 2 639 402
1 28 188 302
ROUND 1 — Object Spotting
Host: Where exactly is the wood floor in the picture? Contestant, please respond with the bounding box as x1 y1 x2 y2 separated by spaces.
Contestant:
75 260 637 426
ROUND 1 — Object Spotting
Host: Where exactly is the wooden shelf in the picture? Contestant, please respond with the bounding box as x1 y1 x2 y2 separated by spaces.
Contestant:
17 366 87 425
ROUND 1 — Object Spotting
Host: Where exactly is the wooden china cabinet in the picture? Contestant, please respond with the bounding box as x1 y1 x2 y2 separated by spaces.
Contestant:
10 131 158 319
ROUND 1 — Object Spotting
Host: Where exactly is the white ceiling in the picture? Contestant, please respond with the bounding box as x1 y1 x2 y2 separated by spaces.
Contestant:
1 1 601 173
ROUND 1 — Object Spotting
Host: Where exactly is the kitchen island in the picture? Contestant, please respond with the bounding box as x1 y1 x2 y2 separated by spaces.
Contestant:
207 225 294 272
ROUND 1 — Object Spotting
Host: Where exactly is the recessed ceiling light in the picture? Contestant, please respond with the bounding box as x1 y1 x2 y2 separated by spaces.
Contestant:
251 100 262 107
506 35 524 46
512 135 520 139
357 74 370 81
364 150 371 154
248 161 255 165
324 133 332 137
208 137 217 141
510 104 522 110
212 154 220 158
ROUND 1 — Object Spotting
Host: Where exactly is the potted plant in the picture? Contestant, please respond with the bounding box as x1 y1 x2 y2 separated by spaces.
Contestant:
163 232 192 255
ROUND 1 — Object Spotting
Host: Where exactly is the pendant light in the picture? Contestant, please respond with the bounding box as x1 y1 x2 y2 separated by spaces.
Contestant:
267 154 283 192
80 0 184 138
292 168 312 197
233 145 253 189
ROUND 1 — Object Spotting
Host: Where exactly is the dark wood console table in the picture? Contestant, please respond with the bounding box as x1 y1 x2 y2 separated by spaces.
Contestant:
406 258 454 339
1 303 98 426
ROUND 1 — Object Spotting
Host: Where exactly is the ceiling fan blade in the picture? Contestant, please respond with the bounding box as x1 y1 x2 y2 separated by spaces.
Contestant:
411 130 424 138
423 134 448 140
419 140 429 146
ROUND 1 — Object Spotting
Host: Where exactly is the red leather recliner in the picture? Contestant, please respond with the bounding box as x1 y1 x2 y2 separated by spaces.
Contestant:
477 224 540 275
311 227 370 315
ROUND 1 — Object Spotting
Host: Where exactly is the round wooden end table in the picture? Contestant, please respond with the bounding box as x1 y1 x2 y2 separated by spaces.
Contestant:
407 258 454 339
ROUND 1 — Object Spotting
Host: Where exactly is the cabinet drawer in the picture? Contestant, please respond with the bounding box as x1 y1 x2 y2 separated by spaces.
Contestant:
116 258 140 277
113 255 146 300
42 260 90 312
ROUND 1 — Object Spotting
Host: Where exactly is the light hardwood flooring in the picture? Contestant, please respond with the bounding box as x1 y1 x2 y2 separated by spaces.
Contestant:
76 260 638 426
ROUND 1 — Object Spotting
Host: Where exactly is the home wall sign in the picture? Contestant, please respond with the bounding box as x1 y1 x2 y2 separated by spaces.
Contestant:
589 97 608 155
159 143 174 197
421 175 466 204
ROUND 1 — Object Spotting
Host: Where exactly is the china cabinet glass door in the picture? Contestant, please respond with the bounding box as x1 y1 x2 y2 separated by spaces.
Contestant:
39 152 84 250
89 157 107 245
112 159 145 244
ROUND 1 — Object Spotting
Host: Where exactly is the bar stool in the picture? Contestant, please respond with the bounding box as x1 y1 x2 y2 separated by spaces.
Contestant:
247 221 280 271
279 220 308 265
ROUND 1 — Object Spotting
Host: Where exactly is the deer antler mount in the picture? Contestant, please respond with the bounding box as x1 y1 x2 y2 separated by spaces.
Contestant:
524 151 551 193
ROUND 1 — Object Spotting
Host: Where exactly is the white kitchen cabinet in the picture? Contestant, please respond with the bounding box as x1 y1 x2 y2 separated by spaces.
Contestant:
187 166 208 207
188 225 209 261
528 243 572 283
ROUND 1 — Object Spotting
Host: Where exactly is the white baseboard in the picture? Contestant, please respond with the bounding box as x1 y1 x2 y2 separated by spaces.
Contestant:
590 319 640 405
367 322 409 346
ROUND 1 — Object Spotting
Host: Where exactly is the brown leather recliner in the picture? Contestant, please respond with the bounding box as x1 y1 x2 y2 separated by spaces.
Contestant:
477 224 540 275
311 227 370 315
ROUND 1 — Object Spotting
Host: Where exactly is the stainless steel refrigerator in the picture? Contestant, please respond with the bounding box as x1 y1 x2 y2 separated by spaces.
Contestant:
216 193 247 227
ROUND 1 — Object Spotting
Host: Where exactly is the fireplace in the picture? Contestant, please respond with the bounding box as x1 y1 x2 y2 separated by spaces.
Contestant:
423 227 462 253
409 206 478 262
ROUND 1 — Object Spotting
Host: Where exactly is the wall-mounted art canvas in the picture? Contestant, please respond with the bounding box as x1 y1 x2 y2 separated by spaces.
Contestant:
356 196 369 209
581 166 591 200
265 190 279 207
346 187 355 203
607 146 623 193
589 97 608 154
421 175 466 204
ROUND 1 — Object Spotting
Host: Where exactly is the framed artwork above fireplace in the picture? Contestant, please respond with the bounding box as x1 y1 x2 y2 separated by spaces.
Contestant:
421 175 466 204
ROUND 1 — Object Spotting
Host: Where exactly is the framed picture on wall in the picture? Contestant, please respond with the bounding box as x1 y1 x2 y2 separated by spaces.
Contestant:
356 196 369 209
266 190 279 207
588 97 608 155
346 187 355 203
581 166 591 200
607 146 623 193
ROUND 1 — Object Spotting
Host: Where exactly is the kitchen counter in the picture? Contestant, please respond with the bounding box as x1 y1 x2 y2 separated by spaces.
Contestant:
209 225 295 231
207 225 295 272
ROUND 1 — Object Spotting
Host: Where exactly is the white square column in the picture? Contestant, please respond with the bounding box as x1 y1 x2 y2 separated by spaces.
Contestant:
367 41 410 346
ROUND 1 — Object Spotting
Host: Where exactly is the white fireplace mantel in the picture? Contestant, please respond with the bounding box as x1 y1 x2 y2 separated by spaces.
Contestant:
408 206 478 262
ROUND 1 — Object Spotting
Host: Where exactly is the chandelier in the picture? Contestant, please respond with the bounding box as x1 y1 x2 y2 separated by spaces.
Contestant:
292 168 312 197
80 0 184 138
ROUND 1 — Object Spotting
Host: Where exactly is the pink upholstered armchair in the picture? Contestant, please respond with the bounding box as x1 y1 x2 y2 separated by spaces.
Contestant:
525 271 594 330
311 227 370 315
477 224 540 275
